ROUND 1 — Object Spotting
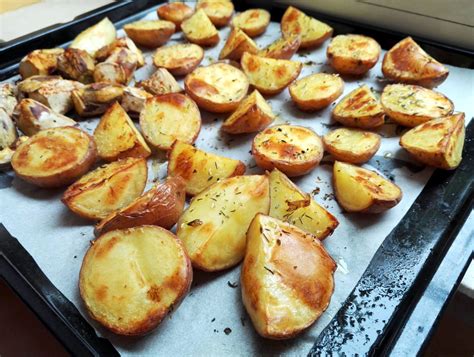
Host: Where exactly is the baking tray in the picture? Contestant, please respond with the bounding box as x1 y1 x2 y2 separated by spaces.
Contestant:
0 1 473 355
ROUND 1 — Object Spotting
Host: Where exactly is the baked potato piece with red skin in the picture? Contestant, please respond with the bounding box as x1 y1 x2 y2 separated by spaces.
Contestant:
0 109 17 150
181 9 220 47
57 48 95 84
119 87 152 118
219 27 259 61
196 0 234 27
157 2 194 30
72 82 124 117
153 44 204 76
95 37 145 68
70 17 116 57
0 83 18 117
258 35 301 60
137 68 182 96
124 20 175 48
19 48 64 79
232 9 270 38
93 48 138 85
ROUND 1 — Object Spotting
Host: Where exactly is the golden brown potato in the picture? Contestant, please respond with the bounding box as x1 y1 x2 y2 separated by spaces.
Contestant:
120 87 152 117
241 213 336 339
333 161 402 213
232 9 270 37
184 62 249 113
258 34 301 60
332 85 385 129
381 84 454 127
181 9 219 47
137 68 182 96
281 6 333 49
62 157 147 220
157 2 194 30
252 125 324 177
70 17 116 57
72 82 124 117
269 169 338 240
382 37 449 88
19 48 64 79
94 48 138 85
94 102 150 161
0 83 18 117
196 0 234 27
140 94 201 151
57 48 95 83
400 113 465 170
0 109 17 149
221 90 275 134
153 43 204 76
95 37 145 68
289 73 344 111
219 27 259 61
0 136 29 169
11 127 96 188
168 140 246 196
124 20 175 48
95 176 186 236
241 52 302 95
80 225 192 336
327 34 381 75
177 175 269 271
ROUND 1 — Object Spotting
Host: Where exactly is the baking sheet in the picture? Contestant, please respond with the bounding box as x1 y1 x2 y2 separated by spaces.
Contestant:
1 8 473 356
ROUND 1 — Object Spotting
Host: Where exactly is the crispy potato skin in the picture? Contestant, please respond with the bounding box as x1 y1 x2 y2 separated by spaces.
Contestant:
96 37 145 68
70 18 116 57
120 87 152 117
196 0 234 27
124 20 176 48
57 48 95 84
93 48 138 85
157 2 194 30
72 83 124 117
80 225 192 336
181 9 220 47
258 35 301 60
232 9 270 37
137 68 182 96
153 44 204 76
19 48 64 79
219 28 259 61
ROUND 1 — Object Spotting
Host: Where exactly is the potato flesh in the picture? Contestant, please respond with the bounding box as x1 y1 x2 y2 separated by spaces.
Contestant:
120 87 152 116
0 83 18 117
0 109 17 149
323 128 380 160
219 27 259 60
19 49 64 79
328 35 380 62
232 9 270 36
138 68 182 96
181 9 218 43
157 2 193 27
153 44 203 73
70 17 116 57
259 35 301 60
196 0 233 26
291 73 343 101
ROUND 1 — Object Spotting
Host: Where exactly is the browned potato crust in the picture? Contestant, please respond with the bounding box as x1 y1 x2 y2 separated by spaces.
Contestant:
72 82 124 117
181 9 220 47
232 9 270 37
0 109 17 149
157 2 194 30
70 18 116 57
137 68 182 96
258 35 301 60
0 83 18 117
93 48 138 85
19 48 64 79
95 37 145 68
153 44 204 76
120 87 152 117
196 0 234 27
57 48 95 83
124 20 175 48
0 136 29 169
219 28 259 61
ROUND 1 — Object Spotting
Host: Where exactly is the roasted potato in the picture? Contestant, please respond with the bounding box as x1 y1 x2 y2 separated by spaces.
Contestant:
62 157 147 220
120 87 152 117
381 84 454 127
57 48 95 84
269 169 338 240
13 98 77 136
241 213 336 339
70 17 116 57
252 125 324 177
184 62 249 113
123 20 175 48
232 9 270 37
258 34 301 60
0 109 17 149
400 113 465 170
219 28 258 61
333 161 402 213
181 9 219 47
153 43 204 76
72 82 124 117
168 140 246 196
95 176 186 236
94 48 138 85
323 128 381 164
0 83 18 117
382 37 449 88
19 48 64 79
137 68 182 96
11 127 96 188
95 37 145 68
140 94 201 151
332 85 385 129
93 102 150 161
157 2 193 30
0 136 29 169
177 175 269 271
80 225 192 336
241 52 302 95
289 73 344 111
222 89 275 134
196 0 234 27
281 6 333 49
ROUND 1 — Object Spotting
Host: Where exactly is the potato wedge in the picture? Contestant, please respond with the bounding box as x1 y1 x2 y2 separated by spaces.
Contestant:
323 128 381 164
269 169 338 240
120 87 152 117
72 83 124 117
57 48 95 84
232 9 270 37
80 225 192 336
0 83 18 117
157 2 194 30
381 84 454 127
252 125 324 177
13 98 77 136
241 213 336 339
168 140 246 196
137 68 182 96
281 6 333 49
95 176 186 235
332 85 385 129
196 0 234 27
258 34 301 60
222 90 275 134
123 20 175 48
400 113 465 170
95 37 145 68
181 9 219 47
0 109 17 149
70 17 116 57
289 73 344 111
11 127 96 188
241 52 302 95
62 157 147 220
327 34 381 75
177 175 269 271
0 136 29 169
153 43 204 76
382 37 449 88
140 94 201 151
94 48 138 85
94 102 150 161
184 62 248 112
333 161 402 213
19 48 64 79
219 28 259 61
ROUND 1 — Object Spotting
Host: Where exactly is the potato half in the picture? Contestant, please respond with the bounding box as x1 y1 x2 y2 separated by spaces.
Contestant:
332 85 385 129
382 37 449 88
269 169 338 240
258 35 301 60
93 48 138 85
241 52 302 95
400 113 465 170
11 127 96 188
19 48 64 79
168 140 246 196
289 73 344 111
181 9 219 47
124 20 175 48
120 87 152 117
219 28 259 61
252 125 324 177
196 0 234 27
241 214 336 339
281 6 333 49
140 94 201 151
0 136 29 169
57 48 95 84
232 9 270 37
157 2 194 30
137 68 182 96
184 62 249 113
153 43 204 76
177 175 269 271
95 37 145 68
381 84 454 127
72 83 124 117
80 225 192 335
70 17 116 57
333 161 402 213
62 157 147 220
